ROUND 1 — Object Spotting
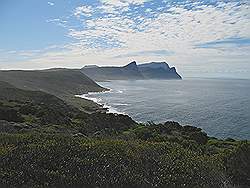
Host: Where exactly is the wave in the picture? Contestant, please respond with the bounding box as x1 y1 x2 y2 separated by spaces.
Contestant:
75 91 126 115
103 103 126 114
116 90 123 93
87 89 113 95
113 103 129 106
75 88 113 103
76 94 102 104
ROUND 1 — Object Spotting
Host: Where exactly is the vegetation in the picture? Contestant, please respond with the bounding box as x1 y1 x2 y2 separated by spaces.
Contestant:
0 134 225 187
0 69 106 111
223 141 250 187
0 81 249 187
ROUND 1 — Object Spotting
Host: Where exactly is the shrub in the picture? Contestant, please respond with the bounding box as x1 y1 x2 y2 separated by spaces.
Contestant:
224 141 250 186
0 133 227 187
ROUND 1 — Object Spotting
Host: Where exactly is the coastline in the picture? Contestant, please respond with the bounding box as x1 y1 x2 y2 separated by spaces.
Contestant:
75 89 125 115
76 79 250 140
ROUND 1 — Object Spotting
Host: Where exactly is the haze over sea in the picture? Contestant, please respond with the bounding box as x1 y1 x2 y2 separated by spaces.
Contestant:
81 78 250 139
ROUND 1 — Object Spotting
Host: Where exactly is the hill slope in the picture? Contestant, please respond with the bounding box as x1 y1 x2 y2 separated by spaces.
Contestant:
0 81 136 133
0 69 106 111
0 69 105 96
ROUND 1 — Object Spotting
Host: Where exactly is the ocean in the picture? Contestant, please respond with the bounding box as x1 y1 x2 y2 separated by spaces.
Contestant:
79 78 250 139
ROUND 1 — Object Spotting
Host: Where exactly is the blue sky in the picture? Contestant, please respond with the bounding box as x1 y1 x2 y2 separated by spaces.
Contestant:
0 0 250 78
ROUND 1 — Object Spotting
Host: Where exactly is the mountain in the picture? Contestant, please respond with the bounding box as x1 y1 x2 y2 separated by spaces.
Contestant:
81 61 144 81
0 69 106 111
138 62 182 79
81 61 182 81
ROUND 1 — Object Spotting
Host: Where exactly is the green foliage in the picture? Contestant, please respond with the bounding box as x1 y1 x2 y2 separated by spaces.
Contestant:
223 141 250 186
0 133 226 187
122 122 209 146
73 112 137 135
0 84 137 135
0 102 24 123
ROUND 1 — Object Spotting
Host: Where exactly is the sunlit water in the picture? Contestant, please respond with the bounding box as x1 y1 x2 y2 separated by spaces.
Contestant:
79 78 250 139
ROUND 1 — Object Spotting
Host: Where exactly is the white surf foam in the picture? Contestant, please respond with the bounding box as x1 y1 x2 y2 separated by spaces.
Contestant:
103 103 125 114
116 90 123 93
75 90 126 115
113 103 129 106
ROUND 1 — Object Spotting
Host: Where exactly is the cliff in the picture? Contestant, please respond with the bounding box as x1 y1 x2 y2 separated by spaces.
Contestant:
81 61 182 81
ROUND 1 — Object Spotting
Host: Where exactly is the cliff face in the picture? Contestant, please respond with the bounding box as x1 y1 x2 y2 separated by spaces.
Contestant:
138 62 182 79
81 61 182 81
81 61 144 81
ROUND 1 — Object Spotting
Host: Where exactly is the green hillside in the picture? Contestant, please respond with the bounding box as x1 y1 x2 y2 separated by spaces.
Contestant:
0 69 106 111
0 69 104 95
0 81 135 134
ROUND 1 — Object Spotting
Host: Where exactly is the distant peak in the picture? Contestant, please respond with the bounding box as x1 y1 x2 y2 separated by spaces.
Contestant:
170 67 177 72
127 61 137 66
124 61 138 70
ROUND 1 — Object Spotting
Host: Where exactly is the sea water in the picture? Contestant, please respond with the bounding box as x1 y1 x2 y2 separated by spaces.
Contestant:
80 78 250 139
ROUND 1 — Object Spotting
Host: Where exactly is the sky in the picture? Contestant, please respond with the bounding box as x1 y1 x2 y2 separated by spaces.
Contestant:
0 0 250 78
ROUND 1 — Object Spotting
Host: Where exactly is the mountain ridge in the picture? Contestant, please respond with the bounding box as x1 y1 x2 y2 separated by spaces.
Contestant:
81 61 182 81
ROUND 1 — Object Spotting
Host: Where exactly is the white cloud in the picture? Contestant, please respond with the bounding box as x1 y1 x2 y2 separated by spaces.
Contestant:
68 1 250 58
46 18 67 27
3 0 250 78
101 0 150 6
74 6 93 18
98 0 151 14
48 2 54 6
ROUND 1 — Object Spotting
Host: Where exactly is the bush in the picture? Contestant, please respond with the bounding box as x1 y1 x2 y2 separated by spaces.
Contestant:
224 141 250 186
0 133 227 187
0 106 24 123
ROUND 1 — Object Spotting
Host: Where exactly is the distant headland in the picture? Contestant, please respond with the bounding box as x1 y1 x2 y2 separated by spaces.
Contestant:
81 61 182 81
